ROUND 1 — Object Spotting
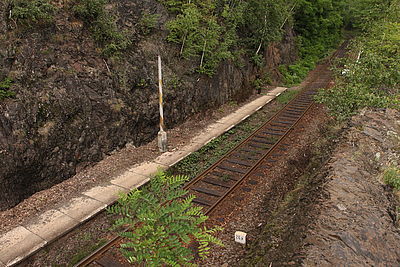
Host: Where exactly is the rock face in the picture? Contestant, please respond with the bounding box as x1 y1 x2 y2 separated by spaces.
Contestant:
0 1 297 210
303 109 400 266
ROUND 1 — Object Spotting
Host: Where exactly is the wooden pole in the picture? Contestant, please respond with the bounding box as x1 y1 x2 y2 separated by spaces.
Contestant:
157 55 167 152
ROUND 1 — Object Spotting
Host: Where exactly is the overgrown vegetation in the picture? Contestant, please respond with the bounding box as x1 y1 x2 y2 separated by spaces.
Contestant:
9 0 55 26
160 0 294 75
316 0 400 120
279 0 344 85
107 172 223 266
74 0 131 57
160 0 349 82
0 78 16 100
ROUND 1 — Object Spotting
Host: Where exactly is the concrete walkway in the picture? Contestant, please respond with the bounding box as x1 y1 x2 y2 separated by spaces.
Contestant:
0 87 287 267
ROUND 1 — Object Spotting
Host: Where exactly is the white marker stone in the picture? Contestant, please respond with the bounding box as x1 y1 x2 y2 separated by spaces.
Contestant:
234 231 247 245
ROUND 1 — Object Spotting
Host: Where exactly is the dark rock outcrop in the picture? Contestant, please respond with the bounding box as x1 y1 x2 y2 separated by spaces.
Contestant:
0 0 297 210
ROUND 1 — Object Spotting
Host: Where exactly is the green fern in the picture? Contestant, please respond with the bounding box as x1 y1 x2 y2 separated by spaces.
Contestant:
107 171 223 266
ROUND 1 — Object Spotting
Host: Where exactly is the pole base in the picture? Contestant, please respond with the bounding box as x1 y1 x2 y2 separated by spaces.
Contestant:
158 130 168 152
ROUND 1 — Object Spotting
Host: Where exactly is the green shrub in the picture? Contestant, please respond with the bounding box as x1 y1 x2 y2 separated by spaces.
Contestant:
384 167 400 190
139 12 160 35
74 0 131 57
107 172 223 266
11 0 55 26
0 78 16 100
165 1 244 75
73 0 106 21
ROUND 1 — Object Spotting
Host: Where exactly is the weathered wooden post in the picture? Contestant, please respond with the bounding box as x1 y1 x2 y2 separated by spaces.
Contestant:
157 55 168 152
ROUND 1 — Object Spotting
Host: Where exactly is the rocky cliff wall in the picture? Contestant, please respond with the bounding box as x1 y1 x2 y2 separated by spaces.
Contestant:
0 0 297 210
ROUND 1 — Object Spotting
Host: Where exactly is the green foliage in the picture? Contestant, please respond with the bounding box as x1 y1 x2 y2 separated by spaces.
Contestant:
316 0 400 120
74 0 131 57
11 0 55 26
164 0 246 75
279 57 316 86
242 0 288 52
107 172 223 266
384 167 400 190
341 0 392 30
0 78 16 100
279 0 345 86
139 12 160 35
294 0 344 57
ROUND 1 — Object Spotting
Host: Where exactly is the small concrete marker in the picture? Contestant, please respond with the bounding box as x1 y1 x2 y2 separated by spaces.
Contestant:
0 226 46 266
234 231 247 245
158 130 168 152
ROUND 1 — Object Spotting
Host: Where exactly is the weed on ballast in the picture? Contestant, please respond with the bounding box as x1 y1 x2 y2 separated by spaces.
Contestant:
276 90 299 105
0 78 16 100
384 167 400 190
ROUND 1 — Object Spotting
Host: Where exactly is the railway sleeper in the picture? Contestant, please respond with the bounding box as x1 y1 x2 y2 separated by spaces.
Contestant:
192 197 212 207
217 164 248 174
192 187 224 197
225 158 253 167
264 127 287 132
209 171 240 181
280 114 300 119
252 138 275 145
259 131 284 136
232 152 260 161
202 177 231 188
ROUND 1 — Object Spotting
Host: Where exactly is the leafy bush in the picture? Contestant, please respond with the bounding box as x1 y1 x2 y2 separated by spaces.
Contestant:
164 0 256 75
11 0 55 26
279 57 317 86
0 78 16 100
107 172 223 266
74 0 131 57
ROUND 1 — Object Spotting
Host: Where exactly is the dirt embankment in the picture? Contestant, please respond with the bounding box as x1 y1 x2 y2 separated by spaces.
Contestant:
240 108 400 266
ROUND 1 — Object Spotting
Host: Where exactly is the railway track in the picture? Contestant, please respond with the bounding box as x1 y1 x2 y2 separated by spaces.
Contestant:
74 43 347 267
